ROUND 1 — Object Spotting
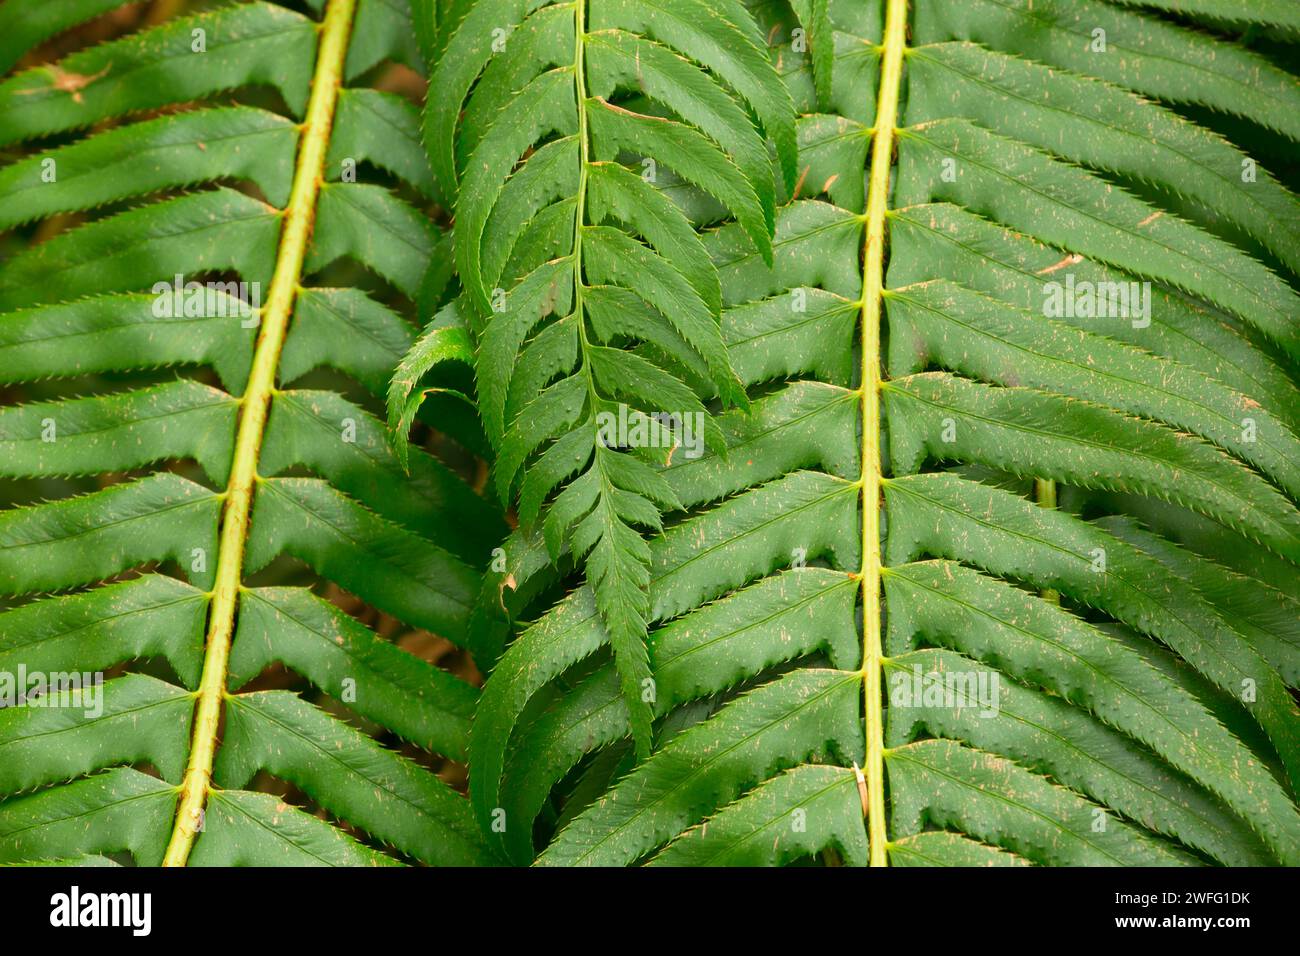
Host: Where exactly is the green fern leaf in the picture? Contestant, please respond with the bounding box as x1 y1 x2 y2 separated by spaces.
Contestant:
0 0 500 868
463 0 1300 869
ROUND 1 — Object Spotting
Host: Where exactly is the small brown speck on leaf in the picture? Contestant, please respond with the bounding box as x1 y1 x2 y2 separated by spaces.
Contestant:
793 164 810 197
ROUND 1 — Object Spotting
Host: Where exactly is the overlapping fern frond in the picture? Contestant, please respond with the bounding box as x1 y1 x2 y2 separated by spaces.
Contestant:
0 0 503 866
448 0 1300 866
390 0 803 767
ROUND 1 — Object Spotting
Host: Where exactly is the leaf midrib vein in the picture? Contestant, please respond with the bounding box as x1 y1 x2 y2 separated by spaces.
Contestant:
161 0 359 868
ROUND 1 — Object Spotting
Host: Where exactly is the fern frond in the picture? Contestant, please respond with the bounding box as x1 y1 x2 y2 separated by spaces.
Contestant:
397 0 794 776
466 0 1300 869
0 0 500 868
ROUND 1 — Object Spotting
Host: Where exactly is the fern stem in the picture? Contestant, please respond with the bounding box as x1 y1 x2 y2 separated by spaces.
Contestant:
161 0 358 867
859 0 908 868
